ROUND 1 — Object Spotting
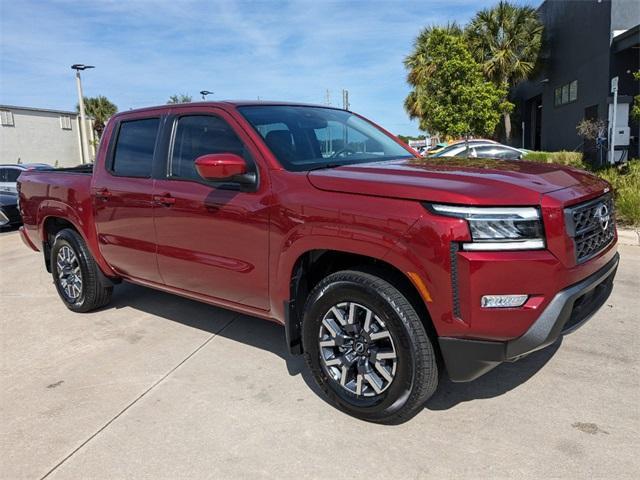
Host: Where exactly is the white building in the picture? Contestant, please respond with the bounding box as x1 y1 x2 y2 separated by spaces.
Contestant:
0 105 95 167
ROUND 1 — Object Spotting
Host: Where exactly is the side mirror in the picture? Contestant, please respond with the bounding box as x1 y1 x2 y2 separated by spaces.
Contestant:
194 153 248 181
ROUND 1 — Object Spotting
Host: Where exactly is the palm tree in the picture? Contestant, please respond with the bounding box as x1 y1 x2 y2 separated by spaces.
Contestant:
466 1 543 140
404 23 463 130
77 96 118 139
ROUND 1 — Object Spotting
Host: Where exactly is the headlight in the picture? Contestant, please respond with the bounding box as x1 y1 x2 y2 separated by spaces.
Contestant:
428 204 545 251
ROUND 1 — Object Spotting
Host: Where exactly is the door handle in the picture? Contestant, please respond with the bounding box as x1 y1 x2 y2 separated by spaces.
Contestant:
95 188 112 200
153 194 176 206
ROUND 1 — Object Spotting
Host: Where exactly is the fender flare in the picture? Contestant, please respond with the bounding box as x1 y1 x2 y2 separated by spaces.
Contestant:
37 200 117 278
274 228 436 355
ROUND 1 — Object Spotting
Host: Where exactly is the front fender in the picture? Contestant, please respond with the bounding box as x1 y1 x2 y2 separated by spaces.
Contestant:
271 218 425 322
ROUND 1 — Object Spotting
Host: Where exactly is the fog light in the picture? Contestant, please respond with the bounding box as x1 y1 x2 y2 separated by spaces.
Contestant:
481 294 528 308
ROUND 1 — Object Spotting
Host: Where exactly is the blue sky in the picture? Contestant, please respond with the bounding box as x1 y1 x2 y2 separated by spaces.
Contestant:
1 0 534 135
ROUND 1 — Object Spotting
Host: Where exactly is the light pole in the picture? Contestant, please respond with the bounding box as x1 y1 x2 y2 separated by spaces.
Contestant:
610 76 619 164
200 90 213 101
71 64 94 163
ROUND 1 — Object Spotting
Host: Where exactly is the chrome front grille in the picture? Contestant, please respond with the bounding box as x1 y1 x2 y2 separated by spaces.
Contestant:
565 194 615 263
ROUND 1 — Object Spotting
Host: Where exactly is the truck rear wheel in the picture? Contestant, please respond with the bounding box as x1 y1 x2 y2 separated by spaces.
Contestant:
302 270 438 424
51 228 113 312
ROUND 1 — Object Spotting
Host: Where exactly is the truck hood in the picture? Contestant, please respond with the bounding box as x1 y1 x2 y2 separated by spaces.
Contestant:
307 158 606 205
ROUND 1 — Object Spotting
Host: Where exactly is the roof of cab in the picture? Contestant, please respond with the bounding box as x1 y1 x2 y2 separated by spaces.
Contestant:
111 100 346 118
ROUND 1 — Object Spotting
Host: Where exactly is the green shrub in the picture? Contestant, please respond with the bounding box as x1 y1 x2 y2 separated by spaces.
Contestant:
525 151 639 226
522 151 549 162
524 150 586 169
597 160 640 226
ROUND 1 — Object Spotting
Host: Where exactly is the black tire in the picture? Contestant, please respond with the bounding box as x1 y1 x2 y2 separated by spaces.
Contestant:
50 228 113 312
302 269 438 424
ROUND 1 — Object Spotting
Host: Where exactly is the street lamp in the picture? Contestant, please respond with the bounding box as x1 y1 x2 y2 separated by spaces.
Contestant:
200 90 214 100
71 64 94 164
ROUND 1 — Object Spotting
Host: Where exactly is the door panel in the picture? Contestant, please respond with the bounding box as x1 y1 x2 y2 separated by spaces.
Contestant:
93 116 162 283
153 179 270 309
153 111 270 310
93 177 160 282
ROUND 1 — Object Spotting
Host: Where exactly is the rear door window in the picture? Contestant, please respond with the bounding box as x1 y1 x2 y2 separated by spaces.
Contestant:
454 147 474 157
494 148 521 160
5 168 21 182
474 146 520 160
111 118 160 177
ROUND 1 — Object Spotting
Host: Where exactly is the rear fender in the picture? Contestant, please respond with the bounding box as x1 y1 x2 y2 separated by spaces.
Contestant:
37 200 117 278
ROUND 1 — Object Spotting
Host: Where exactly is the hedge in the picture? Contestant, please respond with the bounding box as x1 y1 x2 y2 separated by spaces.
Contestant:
596 160 640 227
523 150 586 169
524 152 639 226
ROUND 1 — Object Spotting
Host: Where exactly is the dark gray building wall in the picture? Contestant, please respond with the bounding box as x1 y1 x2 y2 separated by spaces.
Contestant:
512 0 639 157
513 1 612 151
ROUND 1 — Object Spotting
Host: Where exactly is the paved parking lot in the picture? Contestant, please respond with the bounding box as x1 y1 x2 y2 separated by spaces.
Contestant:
1 229 638 479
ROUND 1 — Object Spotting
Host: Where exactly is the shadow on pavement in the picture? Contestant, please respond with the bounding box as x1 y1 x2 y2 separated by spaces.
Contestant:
426 339 561 411
109 281 561 413
109 282 327 400
0 225 21 234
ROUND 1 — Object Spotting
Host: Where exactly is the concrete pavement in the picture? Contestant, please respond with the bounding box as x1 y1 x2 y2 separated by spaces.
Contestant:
1 230 638 479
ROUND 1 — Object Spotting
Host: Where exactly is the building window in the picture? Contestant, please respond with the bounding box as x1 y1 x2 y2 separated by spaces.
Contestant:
60 115 73 130
555 80 578 106
0 110 14 126
569 80 578 102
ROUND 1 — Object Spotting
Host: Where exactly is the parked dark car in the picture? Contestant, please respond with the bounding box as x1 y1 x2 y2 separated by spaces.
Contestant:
0 191 21 228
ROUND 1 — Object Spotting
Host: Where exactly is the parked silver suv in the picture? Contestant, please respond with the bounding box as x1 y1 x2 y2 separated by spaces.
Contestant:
0 164 52 193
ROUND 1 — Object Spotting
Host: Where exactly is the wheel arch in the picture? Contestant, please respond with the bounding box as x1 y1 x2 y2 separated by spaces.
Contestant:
41 216 78 272
285 249 438 356
40 214 118 281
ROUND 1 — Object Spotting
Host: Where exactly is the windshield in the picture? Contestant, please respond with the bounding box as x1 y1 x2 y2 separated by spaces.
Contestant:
238 105 414 171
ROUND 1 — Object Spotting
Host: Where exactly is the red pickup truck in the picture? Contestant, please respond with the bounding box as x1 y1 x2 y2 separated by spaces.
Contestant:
18 102 618 423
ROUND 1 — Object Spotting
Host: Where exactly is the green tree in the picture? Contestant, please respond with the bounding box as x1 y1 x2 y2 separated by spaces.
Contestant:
465 1 543 140
167 94 192 104
404 23 463 123
404 28 505 138
397 134 427 143
77 95 118 139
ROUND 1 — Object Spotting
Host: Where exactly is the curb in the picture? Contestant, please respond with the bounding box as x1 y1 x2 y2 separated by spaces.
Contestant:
617 227 640 246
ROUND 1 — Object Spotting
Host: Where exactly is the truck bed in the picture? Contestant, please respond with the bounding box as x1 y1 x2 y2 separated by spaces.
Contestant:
18 167 95 249
47 164 94 174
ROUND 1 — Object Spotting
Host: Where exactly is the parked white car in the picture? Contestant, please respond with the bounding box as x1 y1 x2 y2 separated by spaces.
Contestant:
433 143 526 160
0 164 53 193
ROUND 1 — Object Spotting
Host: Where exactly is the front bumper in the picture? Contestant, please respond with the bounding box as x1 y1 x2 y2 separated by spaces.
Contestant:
439 252 619 382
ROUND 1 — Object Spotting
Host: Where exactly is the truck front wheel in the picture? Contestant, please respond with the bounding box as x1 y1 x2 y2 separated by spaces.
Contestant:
302 270 438 424
50 228 113 312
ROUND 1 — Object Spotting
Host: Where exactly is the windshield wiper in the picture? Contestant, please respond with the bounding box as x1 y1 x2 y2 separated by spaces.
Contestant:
307 163 344 171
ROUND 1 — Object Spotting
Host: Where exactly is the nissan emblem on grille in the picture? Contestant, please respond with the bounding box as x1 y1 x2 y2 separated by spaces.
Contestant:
565 194 615 264
594 203 610 232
